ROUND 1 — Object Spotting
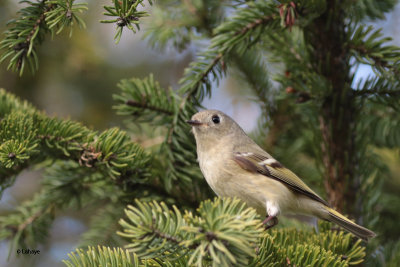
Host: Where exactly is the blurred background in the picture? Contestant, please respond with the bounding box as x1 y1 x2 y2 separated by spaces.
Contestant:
0 0 399 266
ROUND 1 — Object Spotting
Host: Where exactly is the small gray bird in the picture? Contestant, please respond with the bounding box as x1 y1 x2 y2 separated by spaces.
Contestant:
187 109 375 241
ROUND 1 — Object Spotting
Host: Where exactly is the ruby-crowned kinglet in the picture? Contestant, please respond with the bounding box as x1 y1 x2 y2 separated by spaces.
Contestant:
187 109 375 241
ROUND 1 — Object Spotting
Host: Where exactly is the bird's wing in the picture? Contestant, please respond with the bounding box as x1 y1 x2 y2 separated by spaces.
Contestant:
233 151 329 207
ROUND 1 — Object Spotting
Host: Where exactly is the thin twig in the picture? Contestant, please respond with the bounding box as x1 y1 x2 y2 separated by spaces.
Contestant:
14 2 54 70
126 100 173 115
235 15 274 36
352 88 400 96
349 44 400 76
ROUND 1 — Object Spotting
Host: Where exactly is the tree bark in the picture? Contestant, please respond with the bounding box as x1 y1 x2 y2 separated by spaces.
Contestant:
306 1 356 213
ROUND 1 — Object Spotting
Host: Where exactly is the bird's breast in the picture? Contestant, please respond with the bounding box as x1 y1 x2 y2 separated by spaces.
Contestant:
198 153 221 194
197 146 234 195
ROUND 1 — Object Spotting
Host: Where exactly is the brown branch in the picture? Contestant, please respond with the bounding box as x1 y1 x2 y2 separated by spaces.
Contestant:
235 15 275 36
199 53 223 84
14 2 54 70
153 227 218 250
153 229 181 244
4 208 44 235
125 100 173 116
166 11 278 177
349 44 400 76
310 1 356 212
352 88 400 96
187 12 276 98
37 134 114 168
151 228 200 250
17 204 54 233
18 210 43 232
166 51 222 144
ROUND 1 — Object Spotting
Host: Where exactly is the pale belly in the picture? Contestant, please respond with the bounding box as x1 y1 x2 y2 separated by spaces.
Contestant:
199 156 297 217
197 149 328 220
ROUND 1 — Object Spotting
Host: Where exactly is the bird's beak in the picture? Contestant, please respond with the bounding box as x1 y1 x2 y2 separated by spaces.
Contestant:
186 120 203 126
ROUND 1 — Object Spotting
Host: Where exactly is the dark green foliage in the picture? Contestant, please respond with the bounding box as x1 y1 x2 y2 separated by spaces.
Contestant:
263 224 366 266
345 0 398 20
0 88 35 115
0 89 150 193
118 199 189 259
144 4 198 51
114 75 206 195
384 241 400 267
228 48 274 116
1 160 123 252
0 0 87 75
350 25 400 77
64 198 367 267
1 0 400 266
360 101 400 147
113 74 175 126
63 246 142 267
0 89 151 253
144 0 224 51
101 0 152 44
0 112 39 168
45 0 87 35
181 198 262 266
178 0 281 103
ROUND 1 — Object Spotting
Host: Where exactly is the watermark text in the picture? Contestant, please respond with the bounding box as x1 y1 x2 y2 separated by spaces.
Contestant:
17 249 40 255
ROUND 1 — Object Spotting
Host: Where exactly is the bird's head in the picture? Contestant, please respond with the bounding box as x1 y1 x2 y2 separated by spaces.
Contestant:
187 110 245 148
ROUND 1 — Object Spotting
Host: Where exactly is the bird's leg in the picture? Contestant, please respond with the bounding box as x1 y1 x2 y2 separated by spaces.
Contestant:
262 216 278 230
264 200 279 229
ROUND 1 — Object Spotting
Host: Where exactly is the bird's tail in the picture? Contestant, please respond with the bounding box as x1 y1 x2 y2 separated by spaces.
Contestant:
325 207 376 241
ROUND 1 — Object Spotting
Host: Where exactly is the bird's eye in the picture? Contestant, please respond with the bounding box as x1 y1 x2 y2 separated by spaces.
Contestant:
212 115 220 124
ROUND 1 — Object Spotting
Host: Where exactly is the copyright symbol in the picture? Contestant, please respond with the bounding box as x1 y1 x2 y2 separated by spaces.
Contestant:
17 249 21 255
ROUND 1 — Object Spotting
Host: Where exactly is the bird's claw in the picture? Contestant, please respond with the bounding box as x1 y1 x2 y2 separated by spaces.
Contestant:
263 216 278 230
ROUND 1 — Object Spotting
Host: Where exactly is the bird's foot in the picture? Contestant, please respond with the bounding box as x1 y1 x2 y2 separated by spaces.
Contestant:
263 216 278 230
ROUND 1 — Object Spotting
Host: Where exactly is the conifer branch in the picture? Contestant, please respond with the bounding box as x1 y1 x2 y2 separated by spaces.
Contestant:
113 198 367 266
352 75 400 103
229 49 272 110
125 100 173 116
144 1 206 51
115 2 282 197
353 88 400 96
157 1 282 194
64 246 142 267
0 0 87 75
236 15 275 36
0 89 150 195
118 199 187 259
350 44 400 75
101 0 152 44
17 204 54 233
1 160 137 250
179 0 279 101
2 0 398 264
349 25 400 76
114 75 175 125
195 52 223 95
346 0 397 20
113 76 207 198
